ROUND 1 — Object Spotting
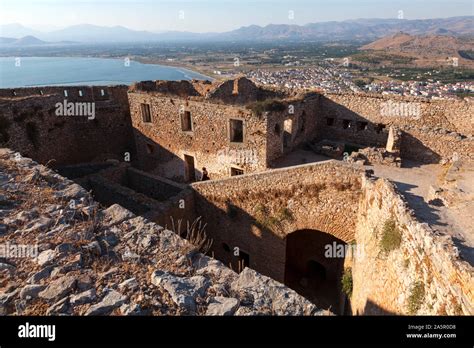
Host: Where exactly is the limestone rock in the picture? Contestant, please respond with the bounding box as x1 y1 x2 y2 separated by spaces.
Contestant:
39 275 76 301
150 270 210 313
206 296 240 316
70 289 96 306
119 278 139 291
20 284 46 300
85 290 126 316
27 266 53 284
100 204 135 227
36 249 56 266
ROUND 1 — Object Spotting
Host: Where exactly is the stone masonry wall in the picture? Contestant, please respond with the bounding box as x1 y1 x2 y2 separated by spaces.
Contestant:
192 161 363 282
319 93 474 163
0 86 135 167
265 94 322 164
351 176 474 315
128 92 268 181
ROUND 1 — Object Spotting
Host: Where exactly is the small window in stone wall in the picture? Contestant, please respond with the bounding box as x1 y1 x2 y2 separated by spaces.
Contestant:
145 143 154 154
181 111 193 131
231 167 244 176
100 89 106 97
64 90 68 97
237 250 250 273
78 90 83 97
229 119 244 143
356 121 368 131
375 123 386 134
274 123 281 135
299 112 306 133
342 119 352 129
326 117 335 126
141 103 152 123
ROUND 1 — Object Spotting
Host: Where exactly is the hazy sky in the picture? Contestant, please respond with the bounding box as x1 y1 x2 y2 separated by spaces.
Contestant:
1 0 472 33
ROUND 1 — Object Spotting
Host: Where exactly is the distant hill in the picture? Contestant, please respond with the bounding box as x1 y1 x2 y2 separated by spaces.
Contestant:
355 32 474 68
361 32 473 51
219 17 474 42
0 35 73 47
1 16 473 43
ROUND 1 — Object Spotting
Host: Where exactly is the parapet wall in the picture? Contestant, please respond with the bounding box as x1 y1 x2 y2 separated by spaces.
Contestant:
0 86 135 166
352 176 474 315
192 161 363 282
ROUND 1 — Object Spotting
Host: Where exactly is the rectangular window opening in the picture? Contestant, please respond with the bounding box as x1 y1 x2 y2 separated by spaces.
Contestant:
141 103 152 123
181 111 193 131
229 119 244 143
231 167 244 176
238 250 250 273
356 121 368 131
326 117 335 126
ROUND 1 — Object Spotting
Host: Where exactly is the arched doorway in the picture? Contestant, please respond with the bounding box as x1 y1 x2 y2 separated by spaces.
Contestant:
284 229 347 314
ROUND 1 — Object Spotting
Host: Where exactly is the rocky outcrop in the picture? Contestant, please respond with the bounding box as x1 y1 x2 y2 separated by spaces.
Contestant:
0 149 327 316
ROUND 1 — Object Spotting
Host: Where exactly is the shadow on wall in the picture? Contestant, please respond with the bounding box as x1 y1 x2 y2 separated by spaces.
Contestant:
193 193 286 277
391 181 448 228
359 300 398 315
400 132 441 165
317 95 442 164
192 190 350 313
133 129 205 183
317 95 390 148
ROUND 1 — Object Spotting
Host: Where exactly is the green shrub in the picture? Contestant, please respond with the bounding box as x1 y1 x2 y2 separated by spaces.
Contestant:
380 218 402 253
277 207 294 222
407 281 425 314
341 268 353 297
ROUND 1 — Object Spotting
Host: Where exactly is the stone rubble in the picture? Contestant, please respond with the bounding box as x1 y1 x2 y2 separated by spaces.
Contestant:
0 149 328 316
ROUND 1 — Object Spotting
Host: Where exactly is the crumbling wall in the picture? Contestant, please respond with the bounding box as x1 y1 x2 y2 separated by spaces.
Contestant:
318 93 474 163
352 176 474 315
128 92 268 181
192 161 363 282
0 86 135 166
265 94 321 164
207 77 282 104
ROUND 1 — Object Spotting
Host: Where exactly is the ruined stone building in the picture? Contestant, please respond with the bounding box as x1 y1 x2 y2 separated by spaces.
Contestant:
0 77 473 316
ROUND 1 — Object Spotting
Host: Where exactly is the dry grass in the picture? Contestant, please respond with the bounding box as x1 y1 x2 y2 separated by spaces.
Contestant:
170 216 213 255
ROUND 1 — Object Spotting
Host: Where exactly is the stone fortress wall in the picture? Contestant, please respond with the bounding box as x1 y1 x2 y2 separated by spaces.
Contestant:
352 176 473 315
191 161 474 315
318 93 474 163
0 86 135 166
192 160 363 283
1 79 472 180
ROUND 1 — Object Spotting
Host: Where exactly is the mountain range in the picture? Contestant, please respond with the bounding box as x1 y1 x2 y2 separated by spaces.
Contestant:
0 16 472 44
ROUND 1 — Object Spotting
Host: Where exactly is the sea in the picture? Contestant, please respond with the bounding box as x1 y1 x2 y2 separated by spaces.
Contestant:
0 56 211 88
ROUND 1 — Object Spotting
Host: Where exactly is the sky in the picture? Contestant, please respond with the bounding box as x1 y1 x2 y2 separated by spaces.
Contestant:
0 0 472 33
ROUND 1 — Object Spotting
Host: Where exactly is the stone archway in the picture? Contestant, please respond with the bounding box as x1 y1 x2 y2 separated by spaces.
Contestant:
284 229 347 314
